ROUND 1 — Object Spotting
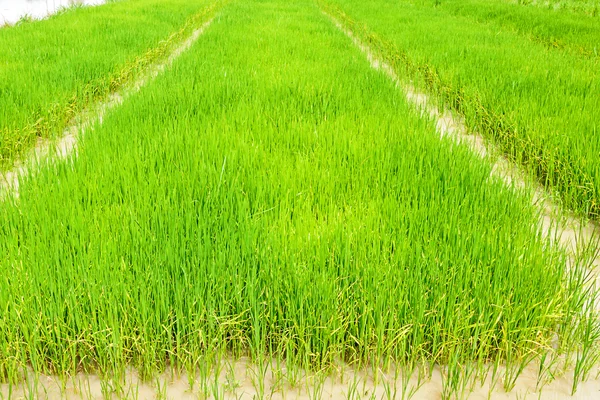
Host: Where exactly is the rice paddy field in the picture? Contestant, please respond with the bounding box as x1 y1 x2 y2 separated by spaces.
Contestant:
0 0 214 167
325 0 600 220
0 0 599 399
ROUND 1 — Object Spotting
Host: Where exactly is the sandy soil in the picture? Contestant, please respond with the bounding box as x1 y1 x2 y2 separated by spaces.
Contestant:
1 357 599 399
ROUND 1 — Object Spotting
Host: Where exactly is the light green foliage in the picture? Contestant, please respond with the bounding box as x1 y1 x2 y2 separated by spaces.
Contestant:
0 0 211 168
415 0 600 55
327 0 600 220
511 0 600 17
0 0 597 395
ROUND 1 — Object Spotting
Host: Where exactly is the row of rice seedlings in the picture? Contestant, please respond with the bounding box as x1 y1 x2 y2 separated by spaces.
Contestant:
0 0 598 396
0 0 216 169
511 0 600 17
322 0 600 222
412 0 600 58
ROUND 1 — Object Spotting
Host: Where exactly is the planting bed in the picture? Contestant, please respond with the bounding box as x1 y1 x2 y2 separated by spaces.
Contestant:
325 0 600 220
0 0 213 167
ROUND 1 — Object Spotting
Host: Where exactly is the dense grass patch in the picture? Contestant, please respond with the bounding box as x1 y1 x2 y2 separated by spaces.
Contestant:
325 0 600 221
0 0 214 168
414 0 600 56
508 0 600 17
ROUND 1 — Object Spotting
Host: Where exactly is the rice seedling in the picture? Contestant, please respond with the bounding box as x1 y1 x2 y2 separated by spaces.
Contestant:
323 0 600 222
0 0 598 397
0 0 215 169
